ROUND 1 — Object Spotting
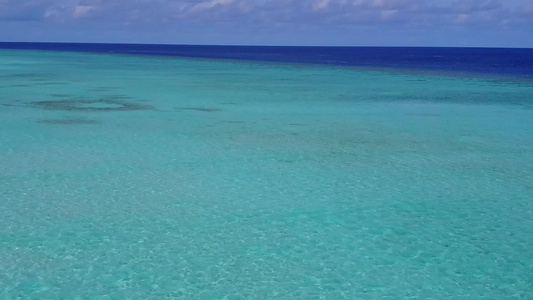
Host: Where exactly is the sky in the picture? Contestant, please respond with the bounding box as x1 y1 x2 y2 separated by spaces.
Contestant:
0 0 532 47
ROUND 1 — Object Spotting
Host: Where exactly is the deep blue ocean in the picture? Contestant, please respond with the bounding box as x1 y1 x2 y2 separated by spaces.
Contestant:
1 42 533 78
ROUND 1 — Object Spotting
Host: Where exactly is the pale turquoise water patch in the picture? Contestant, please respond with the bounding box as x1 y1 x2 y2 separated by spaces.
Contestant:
0 50 532 299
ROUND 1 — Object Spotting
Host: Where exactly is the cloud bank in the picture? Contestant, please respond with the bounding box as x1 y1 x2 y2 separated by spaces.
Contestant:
0 0 532 46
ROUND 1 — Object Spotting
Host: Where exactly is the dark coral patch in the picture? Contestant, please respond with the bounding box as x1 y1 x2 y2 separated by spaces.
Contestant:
90 87 118 92
177 107 222 112
32 97 153 112
221 120 246 124
407 113 441 117
38 119 100 125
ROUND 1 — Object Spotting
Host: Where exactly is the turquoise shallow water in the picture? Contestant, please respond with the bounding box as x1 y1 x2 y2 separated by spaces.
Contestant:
1 50 532 299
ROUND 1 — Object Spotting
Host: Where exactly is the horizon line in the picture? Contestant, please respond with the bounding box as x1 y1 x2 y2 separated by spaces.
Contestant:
1 41 532 50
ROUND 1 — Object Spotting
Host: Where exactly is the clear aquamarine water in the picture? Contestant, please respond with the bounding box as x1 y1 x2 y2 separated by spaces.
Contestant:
1 49 532 299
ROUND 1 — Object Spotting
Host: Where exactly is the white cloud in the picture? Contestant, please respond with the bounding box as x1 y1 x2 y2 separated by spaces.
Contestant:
313 0 333 11
455 13 470 24
1 0 532 30
189 0 235 13
44 8 59 19
73 5 96 18
381 9 397 20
